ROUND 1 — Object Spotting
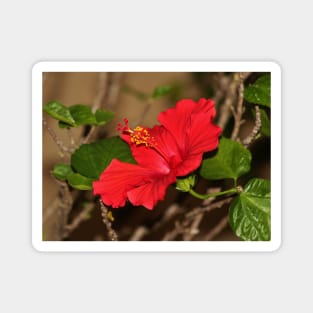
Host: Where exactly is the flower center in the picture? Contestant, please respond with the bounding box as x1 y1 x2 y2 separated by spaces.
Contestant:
117 118 155 147
130 126 154 147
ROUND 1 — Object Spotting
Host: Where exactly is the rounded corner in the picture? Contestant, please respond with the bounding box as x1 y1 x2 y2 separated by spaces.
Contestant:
268 237 282 252
268 60 282 75
31 61 45 74
31 238 45 253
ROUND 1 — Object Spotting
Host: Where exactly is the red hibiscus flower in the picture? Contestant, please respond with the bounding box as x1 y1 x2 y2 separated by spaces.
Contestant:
93 98 222 210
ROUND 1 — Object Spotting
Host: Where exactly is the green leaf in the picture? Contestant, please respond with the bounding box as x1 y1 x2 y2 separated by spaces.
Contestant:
52 163 74 181
229 178 271 241
67 173 93 190
43 101 76 125
176 175 196 192
58 121 72 128
200 138 252 182
152 85 173 99
69 104 96 126
259 108 271 136
95 109 115 125
45 102 115 128
71 136 136 179
244 74 271 107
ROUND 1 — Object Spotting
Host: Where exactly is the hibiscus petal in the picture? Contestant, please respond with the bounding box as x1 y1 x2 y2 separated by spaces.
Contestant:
158 98 217 153
122 125 182 172
188 112 222 154
93 159 155 208
127 172 176 210
157 99 196 153
175 153 203 177
157 98 221 175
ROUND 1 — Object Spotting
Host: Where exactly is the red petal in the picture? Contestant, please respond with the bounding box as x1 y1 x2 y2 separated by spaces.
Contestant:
127 172 176 210
188 112 222 154
175 153 203 177
93 159 176 210
122 125 183 171
158 99 197 153
93 159 155 208
158 98 218 152
158 98 221 174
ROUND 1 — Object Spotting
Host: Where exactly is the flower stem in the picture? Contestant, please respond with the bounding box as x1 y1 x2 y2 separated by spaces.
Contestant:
189 187 241 200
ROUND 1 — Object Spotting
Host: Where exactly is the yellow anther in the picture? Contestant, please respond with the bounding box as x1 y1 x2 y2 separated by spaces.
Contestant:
130 126 153 147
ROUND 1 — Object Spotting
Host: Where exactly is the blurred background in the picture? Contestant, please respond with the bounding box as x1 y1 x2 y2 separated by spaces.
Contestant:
42 72 270 241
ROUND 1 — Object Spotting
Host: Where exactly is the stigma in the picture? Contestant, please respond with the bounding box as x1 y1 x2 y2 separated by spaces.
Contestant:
117 118 154 147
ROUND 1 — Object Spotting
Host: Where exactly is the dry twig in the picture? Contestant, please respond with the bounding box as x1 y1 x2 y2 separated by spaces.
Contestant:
162 197 234 241
43 117 72 157
242 105 262 146
82 73 109 144
129 226 149 241
204 215 229 241
185 197 233 219
92 72 108 112
56 180 73 239
231 72 246 141
67 127 76 147
63 202 94 238
106 72 123 109
100 200 118 241
217 73 238 129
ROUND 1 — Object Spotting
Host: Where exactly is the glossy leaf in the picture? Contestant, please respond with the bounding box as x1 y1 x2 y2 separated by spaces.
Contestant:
259 108 271 136
67 173 93 190
200 137 252 182
52 163 73 181
43 101 76 125
152 85 173 99
95 109 115 125
229 178 271 241
69 104 96 125
71 136 136 179
244 74 271 107
44 101 115 128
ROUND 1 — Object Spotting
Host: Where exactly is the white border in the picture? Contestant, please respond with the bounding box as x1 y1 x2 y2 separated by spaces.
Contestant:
32 61 281 252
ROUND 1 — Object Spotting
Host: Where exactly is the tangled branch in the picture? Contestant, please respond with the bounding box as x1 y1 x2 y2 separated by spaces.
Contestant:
243 105 262 146
99 200 118 241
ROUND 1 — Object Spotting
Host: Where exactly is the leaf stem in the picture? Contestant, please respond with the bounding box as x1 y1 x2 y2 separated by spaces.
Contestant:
189 187 241 200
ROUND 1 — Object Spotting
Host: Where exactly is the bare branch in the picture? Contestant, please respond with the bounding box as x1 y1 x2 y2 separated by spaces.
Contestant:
243 105 262 146
182 212 203 241
56 180 73 239
186 197 233 219
63 203 94 238
67 127 76 147
231 72 246 141
99 200 118 241
217 72 251 134
82 73 109 144
204 215 229 241
217 73 238 129
106 72 123 109
82 72 123 144
92 72 108 112
162 221 184 241
129 226 149 241
43 117 72 157
162 196 234 241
